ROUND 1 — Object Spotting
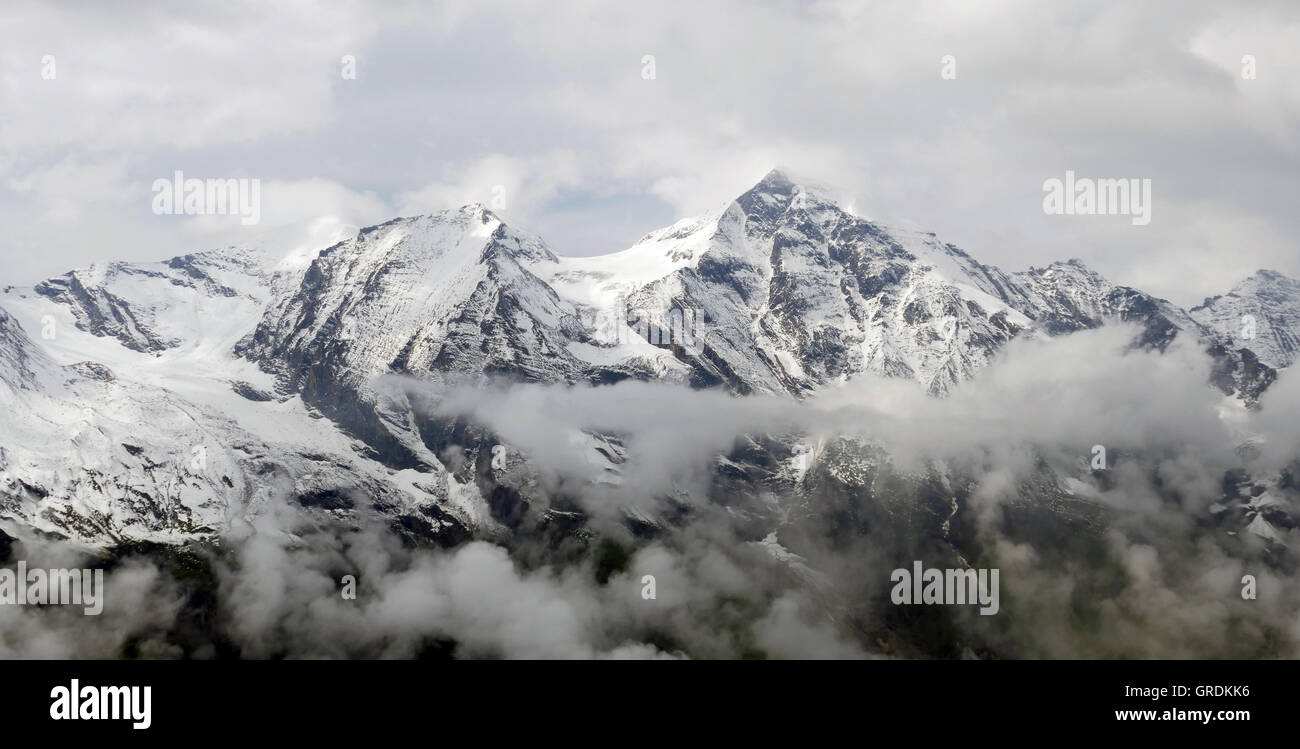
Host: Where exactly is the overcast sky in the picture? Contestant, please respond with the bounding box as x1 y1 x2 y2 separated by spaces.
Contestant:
1 0 1297 306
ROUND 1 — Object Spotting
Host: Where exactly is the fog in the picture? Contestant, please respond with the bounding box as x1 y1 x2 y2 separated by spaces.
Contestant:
1 325 1295 658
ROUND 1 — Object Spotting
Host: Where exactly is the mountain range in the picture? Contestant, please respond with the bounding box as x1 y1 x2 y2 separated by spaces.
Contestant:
0 168 1296 576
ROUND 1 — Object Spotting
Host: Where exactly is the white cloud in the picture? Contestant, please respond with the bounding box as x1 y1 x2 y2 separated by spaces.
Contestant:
1 0 1297 306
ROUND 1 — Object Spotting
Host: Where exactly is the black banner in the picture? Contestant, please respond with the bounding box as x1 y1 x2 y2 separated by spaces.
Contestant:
2 659 1285 738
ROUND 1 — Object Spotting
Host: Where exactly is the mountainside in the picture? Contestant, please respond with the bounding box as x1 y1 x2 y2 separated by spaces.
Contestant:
0 248 493 547
1191 269 1300 371
549 171 1035 396
31 249 277 355
553 170 1280 400
0 170 1297 558
234 205 685 472
0 305 52 392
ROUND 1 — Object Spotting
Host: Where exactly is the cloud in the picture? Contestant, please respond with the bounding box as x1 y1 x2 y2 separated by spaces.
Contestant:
0 2 383 156
1254 365 1300 467
392 324 1299 657
2 1 1296 305
396 151 585 228
0 323 1294 658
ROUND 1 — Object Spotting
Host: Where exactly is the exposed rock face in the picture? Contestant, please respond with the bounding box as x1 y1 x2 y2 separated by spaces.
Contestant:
33 249 273 353
1193 270 1300 367
1 170 1296 554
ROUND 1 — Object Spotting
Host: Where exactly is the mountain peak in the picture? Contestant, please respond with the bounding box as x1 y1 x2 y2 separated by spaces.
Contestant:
1244 268 1299 286
378 203 499 230
1025 258 1103 280
745 166 835 198
754 167 796 190
1188 267 1300 371
732 167 848 224
1194 269 1300 312
458 202 499 223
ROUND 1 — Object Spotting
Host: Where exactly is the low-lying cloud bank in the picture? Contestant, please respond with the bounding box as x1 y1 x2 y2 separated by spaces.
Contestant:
1 325 1296 658
0 506 865 659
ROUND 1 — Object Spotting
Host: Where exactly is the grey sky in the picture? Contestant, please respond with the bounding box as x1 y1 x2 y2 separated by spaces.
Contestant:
1 0 1297 307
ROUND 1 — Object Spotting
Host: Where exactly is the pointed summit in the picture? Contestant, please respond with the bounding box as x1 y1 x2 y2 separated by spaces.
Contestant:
744 166 834 199
730 167 848 224
1240 268 1300 289
458 202 501 225
1189 267 1300 370
753 167 796 191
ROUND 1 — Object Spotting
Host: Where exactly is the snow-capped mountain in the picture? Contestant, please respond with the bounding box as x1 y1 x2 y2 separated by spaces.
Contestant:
552 170 1278 400
1191 269 1300 371
1 169 1297 553
0 251 490 547
30 249 278 355
549 171 1034 396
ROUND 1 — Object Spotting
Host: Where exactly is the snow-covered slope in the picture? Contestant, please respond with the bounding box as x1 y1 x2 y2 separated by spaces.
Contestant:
2 170 1297 551
545 170 1037 396
546 170 1286 399
0 245 496 548
1191 269 1300 370
0 305 52 391
237 205 666 470
29 249 277 355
